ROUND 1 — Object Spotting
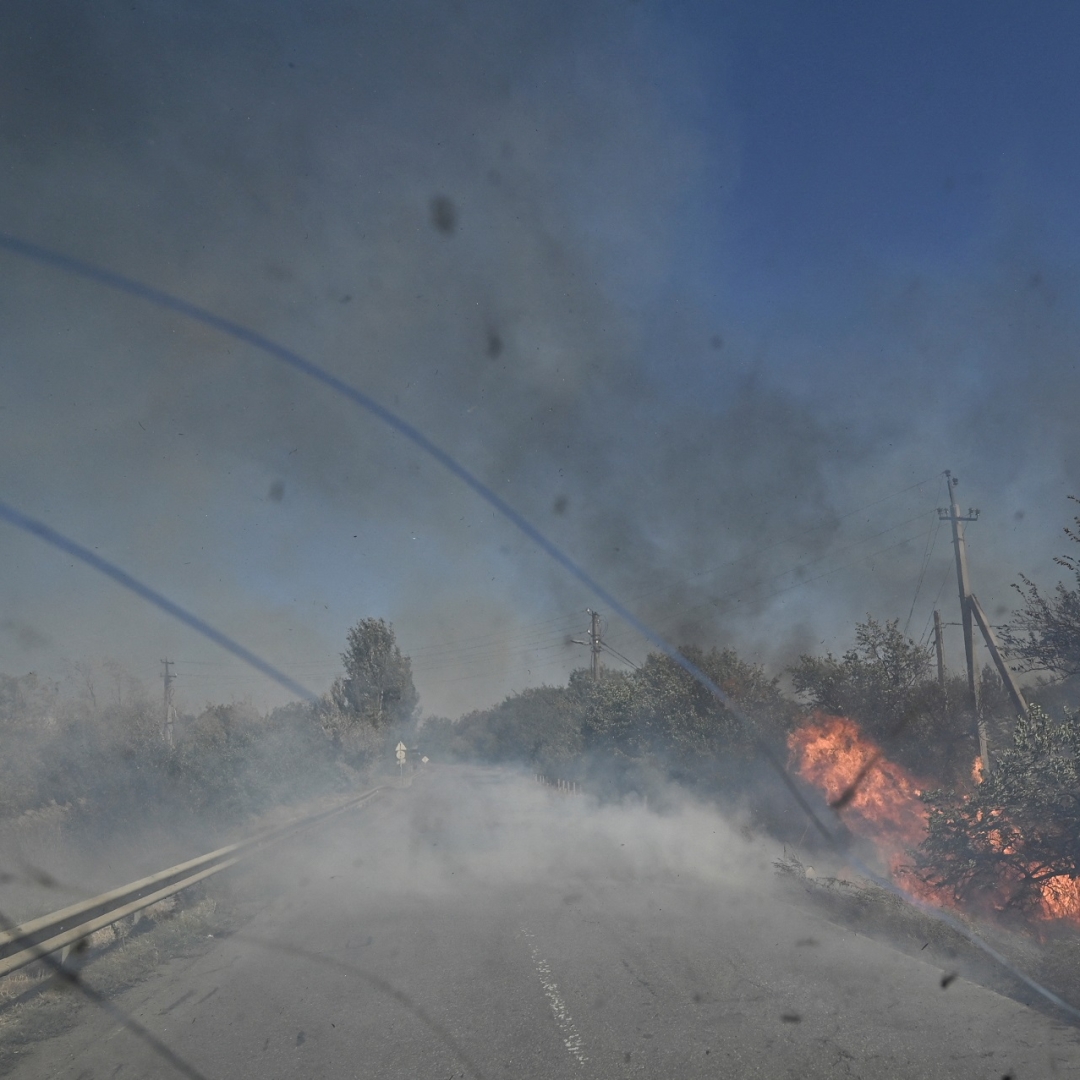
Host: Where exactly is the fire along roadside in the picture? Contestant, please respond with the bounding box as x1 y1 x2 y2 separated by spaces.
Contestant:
788 713 1080 1021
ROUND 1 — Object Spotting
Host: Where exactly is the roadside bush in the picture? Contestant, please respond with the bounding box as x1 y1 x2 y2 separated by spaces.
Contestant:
916 703 1080 916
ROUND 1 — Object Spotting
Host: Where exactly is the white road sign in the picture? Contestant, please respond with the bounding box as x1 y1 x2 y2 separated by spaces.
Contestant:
396 741 407 762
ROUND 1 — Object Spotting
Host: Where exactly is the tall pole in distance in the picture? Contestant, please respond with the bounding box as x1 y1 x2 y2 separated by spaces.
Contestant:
938 472 989 774
588 609 602 681
933 609 946 690
161 659 177 748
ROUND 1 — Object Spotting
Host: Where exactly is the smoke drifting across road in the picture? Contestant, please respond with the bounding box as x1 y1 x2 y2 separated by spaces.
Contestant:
8 766 1080 1079
1 1 1079 716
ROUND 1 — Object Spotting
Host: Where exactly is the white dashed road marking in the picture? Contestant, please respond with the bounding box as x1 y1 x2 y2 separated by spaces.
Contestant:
521 928 588 1069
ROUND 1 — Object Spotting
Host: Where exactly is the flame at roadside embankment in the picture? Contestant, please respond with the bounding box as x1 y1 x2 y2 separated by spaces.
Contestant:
787 714 932 894
788 713 1080 924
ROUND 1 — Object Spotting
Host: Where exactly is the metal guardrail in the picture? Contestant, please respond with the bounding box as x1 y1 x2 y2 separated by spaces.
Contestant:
0 785 383 979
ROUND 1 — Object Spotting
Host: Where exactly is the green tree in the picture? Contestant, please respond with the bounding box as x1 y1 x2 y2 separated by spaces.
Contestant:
455 685 581 770
338 618 418 728
172 703 261 817
575 668 640 757
630 646 794 763
916 703 1080 916
789 617 980 782
316 619 417 765
317 677 386 762
0 673 58 817
1003 496 1080 680
790 617 933 735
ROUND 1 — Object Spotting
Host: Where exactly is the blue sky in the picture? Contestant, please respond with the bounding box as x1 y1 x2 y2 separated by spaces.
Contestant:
1 1 1078 715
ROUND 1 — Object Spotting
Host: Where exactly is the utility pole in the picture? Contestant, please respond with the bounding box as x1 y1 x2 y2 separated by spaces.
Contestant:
969 594 1029 719
938 471 1028 776
161 659 177 748
938 471 989 774
933 609 946 689
939 471 980 712
571 611 604 680
588 609 602 681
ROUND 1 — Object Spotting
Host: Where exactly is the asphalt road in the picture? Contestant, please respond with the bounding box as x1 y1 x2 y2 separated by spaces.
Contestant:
9 766 1080 1079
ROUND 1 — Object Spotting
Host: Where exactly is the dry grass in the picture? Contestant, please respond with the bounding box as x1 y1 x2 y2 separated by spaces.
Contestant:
0 888 245 1075
775 851 1080 1022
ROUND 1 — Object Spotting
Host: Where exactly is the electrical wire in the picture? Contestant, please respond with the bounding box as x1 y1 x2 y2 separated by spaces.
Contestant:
0 500 317 705
600 642 639 669
919 566 955 647
3 235 1075 1025
647 522 936 635
902 513 941 636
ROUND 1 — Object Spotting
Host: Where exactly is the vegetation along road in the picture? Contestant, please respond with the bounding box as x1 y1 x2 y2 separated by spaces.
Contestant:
7 766 1078 1080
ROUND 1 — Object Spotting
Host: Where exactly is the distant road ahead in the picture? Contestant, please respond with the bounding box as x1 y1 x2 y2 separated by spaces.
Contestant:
11 766 1079 1079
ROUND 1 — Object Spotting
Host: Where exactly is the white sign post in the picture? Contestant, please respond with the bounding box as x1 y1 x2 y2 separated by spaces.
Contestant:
395 741 407 781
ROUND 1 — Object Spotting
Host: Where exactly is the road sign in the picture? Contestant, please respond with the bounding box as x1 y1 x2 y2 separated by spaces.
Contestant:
396 741 406 762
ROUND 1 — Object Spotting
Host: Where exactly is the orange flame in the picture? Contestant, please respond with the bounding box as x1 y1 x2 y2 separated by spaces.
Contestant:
788 714 926 857
788 713 1080 924
1042 876 1080 921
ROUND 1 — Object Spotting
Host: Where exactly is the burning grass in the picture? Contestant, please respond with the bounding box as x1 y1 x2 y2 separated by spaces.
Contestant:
783 710 1080 1020
788 711 1080 925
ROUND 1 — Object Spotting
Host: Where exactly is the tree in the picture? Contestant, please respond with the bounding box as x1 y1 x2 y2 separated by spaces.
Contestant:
172 703 262 817
315 619 417 765
629 646 794 764
1003 496 1080 680
338 618 418 728
790 617 934 736
454 685 582 769
788 616 985 782
575 668 640 757
916 704 1080 917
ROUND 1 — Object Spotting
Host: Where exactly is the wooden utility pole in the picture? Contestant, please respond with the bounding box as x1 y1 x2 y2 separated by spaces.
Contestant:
933 609 946 689
588 609 602 681
939 473 980 706
938 472 990 774
572 610 605 680
161 659 177 748
938 471 1028 776
969 594 1029 718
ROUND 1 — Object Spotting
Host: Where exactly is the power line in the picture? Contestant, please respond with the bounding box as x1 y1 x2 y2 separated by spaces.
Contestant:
405 613 583 658
8 236 1070 1018
0 500 317 704
601 642 639 670
404 475 941 659
647 516 937 634
617 475 941 608
171 483 944 688
902 513 941 636
410 504 940 674
919 566 954 647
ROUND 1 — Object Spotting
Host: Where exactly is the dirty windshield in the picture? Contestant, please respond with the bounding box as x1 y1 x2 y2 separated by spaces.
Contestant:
3 3 1080 1078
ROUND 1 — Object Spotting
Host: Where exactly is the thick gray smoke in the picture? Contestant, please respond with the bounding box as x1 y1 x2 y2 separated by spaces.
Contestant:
1 1 1078 716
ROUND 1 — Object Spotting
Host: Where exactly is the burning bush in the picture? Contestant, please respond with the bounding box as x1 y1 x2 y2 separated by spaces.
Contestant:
789 617 980 784
916 703 1080 921
788 713 937 907
789 707 1080 926
788 713 928 862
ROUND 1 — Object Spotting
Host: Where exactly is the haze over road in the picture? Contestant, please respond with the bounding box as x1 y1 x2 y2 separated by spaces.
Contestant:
12 767 1079 1079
